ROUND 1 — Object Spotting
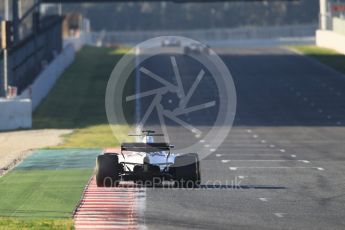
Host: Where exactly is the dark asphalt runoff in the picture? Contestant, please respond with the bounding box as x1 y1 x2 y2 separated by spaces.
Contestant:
133 46 345 230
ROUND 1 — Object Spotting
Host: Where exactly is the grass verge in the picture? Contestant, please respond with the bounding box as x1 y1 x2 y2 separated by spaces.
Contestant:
33 46 134 148
0 218 74 230
0 169 93 218
0 149 98 228
0 46 133 228
289 46 345 75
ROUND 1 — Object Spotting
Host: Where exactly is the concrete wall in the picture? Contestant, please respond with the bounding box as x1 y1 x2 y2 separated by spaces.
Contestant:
0 98 32 130
88 24 317 45
20 44 76 110
333 17 345 36
316 30 345 54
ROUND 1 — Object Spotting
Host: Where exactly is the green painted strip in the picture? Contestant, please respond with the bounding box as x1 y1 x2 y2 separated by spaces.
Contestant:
15 149 100 170
0 149 99 219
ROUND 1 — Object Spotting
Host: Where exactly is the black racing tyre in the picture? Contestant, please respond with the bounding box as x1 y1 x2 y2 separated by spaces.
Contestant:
172 153 201 188
96 154 120 187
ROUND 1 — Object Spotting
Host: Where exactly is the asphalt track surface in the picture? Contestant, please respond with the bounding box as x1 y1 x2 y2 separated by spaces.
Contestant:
132 47 345 230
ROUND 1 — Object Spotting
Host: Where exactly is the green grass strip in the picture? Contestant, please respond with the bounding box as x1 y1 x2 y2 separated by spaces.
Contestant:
0 149 99 219
0 217 74 230
0 169 92 219
33 46 134 148
290 46 345 75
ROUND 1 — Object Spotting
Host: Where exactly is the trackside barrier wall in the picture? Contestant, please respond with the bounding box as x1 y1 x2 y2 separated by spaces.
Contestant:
0 98 32 130
316 30 345 54
88 24 318 45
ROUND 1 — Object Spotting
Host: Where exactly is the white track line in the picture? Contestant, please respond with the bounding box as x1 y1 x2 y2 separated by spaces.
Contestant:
222 159 309 163
274 213 286 218
229 166 323 171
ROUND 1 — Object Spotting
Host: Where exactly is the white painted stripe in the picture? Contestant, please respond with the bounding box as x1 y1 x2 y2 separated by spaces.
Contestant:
274 213 286 218
74 177 146 230
75 225 139 229
76 211 132 215
259 198 268 202
229 166 324 170
298 160 310 164
81 202 136 205
76 221 136 225
222 159 308 162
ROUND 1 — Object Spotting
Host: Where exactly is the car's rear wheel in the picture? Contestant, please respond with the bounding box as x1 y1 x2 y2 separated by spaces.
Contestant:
172 153 201 188
96 154 120 187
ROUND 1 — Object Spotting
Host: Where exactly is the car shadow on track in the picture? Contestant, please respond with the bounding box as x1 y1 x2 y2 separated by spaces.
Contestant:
136 184 286 190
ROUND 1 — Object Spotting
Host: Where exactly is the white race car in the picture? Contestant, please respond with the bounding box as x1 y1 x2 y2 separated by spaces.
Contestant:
161 38 182 47
95 130 201 188
184 43 210 55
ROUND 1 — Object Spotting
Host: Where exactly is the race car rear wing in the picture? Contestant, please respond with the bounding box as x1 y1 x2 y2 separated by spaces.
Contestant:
121 143 172 152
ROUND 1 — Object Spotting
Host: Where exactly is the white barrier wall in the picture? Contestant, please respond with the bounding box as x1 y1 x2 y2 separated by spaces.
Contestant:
0 99 32 130
333 17 345 36
316 30 345 54
88 24 317 45
20 44 76 110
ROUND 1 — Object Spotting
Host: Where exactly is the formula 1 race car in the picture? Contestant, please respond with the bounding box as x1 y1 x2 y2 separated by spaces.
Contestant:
161 37 181 47
95 130 201 188
184 42 210 55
